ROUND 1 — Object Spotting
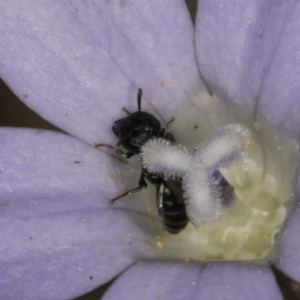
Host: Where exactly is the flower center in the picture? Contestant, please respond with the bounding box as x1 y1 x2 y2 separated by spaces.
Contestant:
148 93 297 261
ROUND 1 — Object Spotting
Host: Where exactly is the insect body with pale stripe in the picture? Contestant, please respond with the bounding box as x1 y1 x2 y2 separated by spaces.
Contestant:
140 124 252 225
97 88 188 234
97 88 251 230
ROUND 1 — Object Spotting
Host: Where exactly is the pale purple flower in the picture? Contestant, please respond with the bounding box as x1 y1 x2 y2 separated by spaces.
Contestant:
0 1 300 299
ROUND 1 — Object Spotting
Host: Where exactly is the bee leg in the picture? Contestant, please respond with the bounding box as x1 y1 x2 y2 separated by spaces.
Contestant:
156 183 165 217
166 117 175 128
95 143 134 159
122 107 131 115
110 172 147 203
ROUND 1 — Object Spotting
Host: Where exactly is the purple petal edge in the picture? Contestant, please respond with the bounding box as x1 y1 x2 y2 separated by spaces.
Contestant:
103 261 283 300
273 166 300 284
0 128 160 299
196 0 300 135
0 0 203 145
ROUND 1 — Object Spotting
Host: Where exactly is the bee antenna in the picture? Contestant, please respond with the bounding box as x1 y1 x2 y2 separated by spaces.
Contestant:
137 88 142 111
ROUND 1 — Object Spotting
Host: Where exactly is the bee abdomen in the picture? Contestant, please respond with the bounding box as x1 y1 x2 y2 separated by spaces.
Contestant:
161 193 188 234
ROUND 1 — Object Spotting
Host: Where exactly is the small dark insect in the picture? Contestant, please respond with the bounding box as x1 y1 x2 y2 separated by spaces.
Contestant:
96 88 189 234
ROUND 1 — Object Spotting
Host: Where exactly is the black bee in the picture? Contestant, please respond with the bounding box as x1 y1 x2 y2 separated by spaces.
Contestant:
97 88 188 234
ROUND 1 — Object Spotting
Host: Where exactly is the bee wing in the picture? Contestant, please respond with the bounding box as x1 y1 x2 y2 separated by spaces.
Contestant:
164 178 184 204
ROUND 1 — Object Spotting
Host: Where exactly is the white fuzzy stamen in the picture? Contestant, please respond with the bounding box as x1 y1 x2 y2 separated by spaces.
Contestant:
196 124 252 170
184 168 222 224
140 138 191 178
140 124 252 225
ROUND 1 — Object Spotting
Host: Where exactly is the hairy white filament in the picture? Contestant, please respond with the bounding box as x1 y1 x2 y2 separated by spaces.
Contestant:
183 168 223 224
196 124 252 170
140 138 191 178
140 124 252 225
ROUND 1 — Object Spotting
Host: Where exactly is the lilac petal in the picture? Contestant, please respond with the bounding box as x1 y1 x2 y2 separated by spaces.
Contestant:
103 261 283 300
196 0 300 134
193 262 282 300
0 128 159 300
102 261 203 300
0 1 203 145
273 168 300 283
